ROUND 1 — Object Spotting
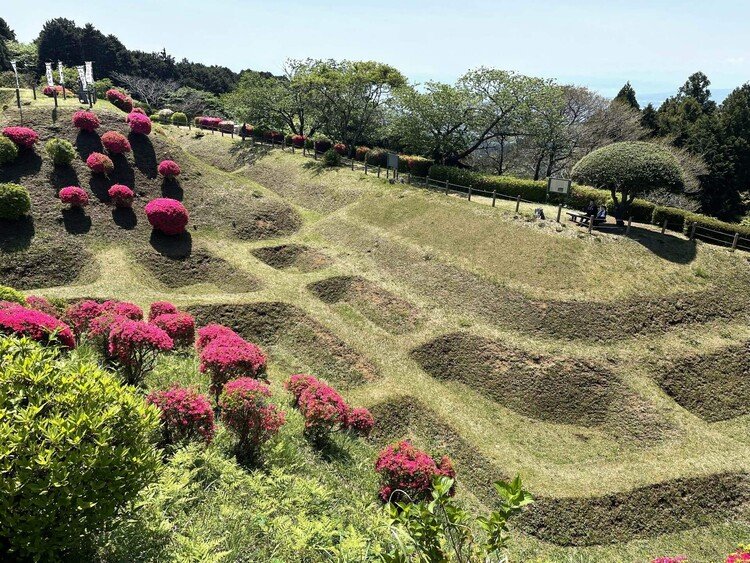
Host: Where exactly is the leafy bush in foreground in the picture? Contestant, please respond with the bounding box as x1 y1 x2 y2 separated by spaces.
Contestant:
0 183 31 219
375 440 455 502
59 186 89 208
0 136 18 164
72 110 101 132
45 137 76 165
101 130 131 154
147 385 215 446
0 336 160 560
0 285 25 305
144 198 189 235
108 319 173 385
0 305 76 348
2 126 39 149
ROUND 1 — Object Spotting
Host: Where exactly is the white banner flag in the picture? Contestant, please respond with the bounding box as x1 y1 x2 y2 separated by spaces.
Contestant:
84 61 94 86
57 61 65 85
76 65 88 91
45 62 55 87
10 60 20 89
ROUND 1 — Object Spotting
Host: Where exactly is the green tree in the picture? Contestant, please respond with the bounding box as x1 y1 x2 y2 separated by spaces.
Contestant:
0 17 15 42
641 103 658 135
613 81 640 110
679 71 716 113
35 18 82 76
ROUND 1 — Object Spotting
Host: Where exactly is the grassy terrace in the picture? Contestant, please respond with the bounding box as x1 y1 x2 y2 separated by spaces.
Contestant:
2 93 749 561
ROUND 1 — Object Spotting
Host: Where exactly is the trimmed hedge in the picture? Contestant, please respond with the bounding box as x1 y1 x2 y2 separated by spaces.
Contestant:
0 136 18 165
0 183 31 220
45 138 76 166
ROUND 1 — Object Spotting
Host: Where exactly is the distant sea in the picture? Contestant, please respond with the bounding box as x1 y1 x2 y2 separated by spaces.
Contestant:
639 88 733 108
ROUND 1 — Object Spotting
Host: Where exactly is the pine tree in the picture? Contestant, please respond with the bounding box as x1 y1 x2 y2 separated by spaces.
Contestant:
35 18 82 76
0 18 15 42
613 81 640 110
640 103 658 135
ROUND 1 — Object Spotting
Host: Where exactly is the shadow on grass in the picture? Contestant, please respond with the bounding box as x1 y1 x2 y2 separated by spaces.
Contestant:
301 160 327 176
0 216 34 251
626 226 697 264
311 435 353 464
149 230 192 258
75 130 102 160
62 207 92 234
0 150 42 183
130 132 157 178
162 178 183 201
112 207 137 230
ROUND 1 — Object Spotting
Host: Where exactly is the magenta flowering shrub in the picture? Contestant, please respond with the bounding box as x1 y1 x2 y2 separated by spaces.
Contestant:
196 116 221 129
284 373 320 406
147 385 215 446
651 557 687 563
148 301 178 321
103 300 143 320
150 312 195 347
727 547 750 563
43 85 63 97
127 112 152 135
219 377 285 460
2 127 39 149
108 319 173 385
374 440 456 503
131 107 146 115
355 146 369 161
195 323 240 351
108 184 135 207
200 335 267 400
59 186 89 208
0 305 76 348
144 198 189 235
218 120 235 134
101 131 131 154
25 295 58 317
345 407 375 437
86 152 114 175
333 143 347 156
86 312 126 355
66 299 105 336
157 159 181 178
297 380 349 441
72 110 101 132
105 88 134 112
291 134 306 148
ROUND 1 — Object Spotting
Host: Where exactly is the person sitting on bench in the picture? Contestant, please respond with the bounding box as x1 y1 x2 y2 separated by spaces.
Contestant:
585 200 597 217
596 205 607 221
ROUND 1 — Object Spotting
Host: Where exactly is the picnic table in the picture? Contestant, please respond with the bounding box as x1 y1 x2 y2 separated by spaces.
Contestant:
566 211 619 231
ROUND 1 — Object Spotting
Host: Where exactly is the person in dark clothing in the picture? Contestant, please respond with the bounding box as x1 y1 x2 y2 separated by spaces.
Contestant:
585 200 597 217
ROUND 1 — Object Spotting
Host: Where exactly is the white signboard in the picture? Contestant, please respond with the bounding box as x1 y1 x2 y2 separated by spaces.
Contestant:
45 62 55 87
10 60 20 89
76 65 88 91
57 61 65 85
547 177 571 195
85 61 94 86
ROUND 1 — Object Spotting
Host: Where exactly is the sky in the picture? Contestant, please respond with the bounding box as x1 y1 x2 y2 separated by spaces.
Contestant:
4 0 749 106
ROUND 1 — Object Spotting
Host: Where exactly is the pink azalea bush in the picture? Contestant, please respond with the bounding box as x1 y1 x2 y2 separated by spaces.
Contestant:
25 295 58 317
157 159 181 178
103 300 143 320
291 134 306 148
59 186 89 208
345 407 375 437
2 126 39 149
219 377 285 461
86 152 114 174
131 107 146 115
651 557 687 563
727 547 750 563
150 312 195 347
148 301 178 321
0 305 76 348
333 142 347 156
43 85 63 97
86 311 126 355
105 88 134 112
101 131 131 154
108 184 135 207
199 335 267 400
72 110 101 132
144 198 189 235
284 373 320 406
66 299 106 336
196 116 221 129
127 112 152 135
297 380 349 441
147 385 215 446
108 319 173 385
195 323 240 352
375 440 456 503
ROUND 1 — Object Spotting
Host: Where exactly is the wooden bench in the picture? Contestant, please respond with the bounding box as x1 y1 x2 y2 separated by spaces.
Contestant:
566 211 615 230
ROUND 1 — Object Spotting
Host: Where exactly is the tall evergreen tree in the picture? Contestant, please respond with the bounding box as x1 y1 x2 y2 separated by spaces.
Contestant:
678 71 716 113
35 18 82 76
640 103 658 135
613 81 640 110
0 18 15 42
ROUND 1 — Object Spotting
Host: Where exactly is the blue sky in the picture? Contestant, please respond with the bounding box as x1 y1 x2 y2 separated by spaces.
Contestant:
5 0 749 106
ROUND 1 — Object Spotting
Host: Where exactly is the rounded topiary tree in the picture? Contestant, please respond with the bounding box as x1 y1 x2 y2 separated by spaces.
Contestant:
0 336 161 560
571 141 685 224
0 136 19 165
0 183 31 220
59 186 89 209
144 198 189 235
45 138 77 166
171 112 187 126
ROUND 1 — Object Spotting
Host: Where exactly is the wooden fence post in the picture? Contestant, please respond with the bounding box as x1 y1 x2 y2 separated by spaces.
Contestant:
407 172 411 184
386 168 389 179
556 204 562 222
377 166 381 177
661 218 668 234
351 159 354 170
444 179 449 195
690 222 697 241
732 232 740 252
626 216 632 235
588 216 594 234
492 190 497 207
364 163 368 174
515 195 521 213
467 186 472 201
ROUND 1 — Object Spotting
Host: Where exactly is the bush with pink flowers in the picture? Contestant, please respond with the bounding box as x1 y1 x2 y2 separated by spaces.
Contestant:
144 198 189 235
651 557 687 563
105 88 134 112
291 134 306 148
284 373 320 406
131 107 146 115
72 110 101 132
157 159 181 178
147 385 215 446
195 323 240 351
151 312 195 347
219 377 285 461
727 546 750 563
374 440 456 502
196 116 221 129
148 301 178 321
333 143 347 156
2 126 39 149
108 319 173 385
200 336 267 400
345 407 375 437
297 380 349 441
108 184 135 207
25 295 59 317
59 186 89 208
86 152 114 174
43 85 63 97
355 146 369 161
0 305 76 348
66 299 106 336
127 112 152 135
101 131 131 154
102 300 143 320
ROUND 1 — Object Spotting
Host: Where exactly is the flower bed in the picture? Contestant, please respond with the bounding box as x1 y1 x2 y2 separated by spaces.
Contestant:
144 198 189 235
0 305 76 348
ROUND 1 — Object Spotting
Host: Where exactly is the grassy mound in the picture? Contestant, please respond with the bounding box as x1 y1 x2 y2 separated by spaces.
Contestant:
308 275 422 334
655 341 750 421
228 198 302 241
412 332 671 441
0 238 97 289
251 244 332 272
517 472 750 546
189 302 378 387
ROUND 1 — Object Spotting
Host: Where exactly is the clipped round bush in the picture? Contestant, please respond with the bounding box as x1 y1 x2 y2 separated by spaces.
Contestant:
219 377 285 460
0 304 76 348
322 149 342 167
149 113 162 123
298 380 349 441
375 440 456 503
0 336 160 560
199 335 267 400
101 130 131 154
157 108 174 121
150 312 195 347
2 126 39 149
127 112 152 135
291 134 306 148
42 85 63 97
0 136 19 164
108 184 135 207
86 152 114 174
72 110 101 132
108 319 173 385
144 198 189 235
0 285 27 305
157 159 181 178
0 183 31 220
313 136 332 153
171 112 187 126
106 88 134 112
333 142 347 156
195 323 240 351
355 146 370 161
284 373 320 406
196 116 221 129
219 120 235 134
147 385 215 446
59 186 89 208
346 407 375 437
365 148 387 167
45 138 76 165
148 301 178 321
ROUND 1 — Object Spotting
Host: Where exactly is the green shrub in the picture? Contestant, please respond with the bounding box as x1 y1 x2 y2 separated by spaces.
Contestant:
45 137 76 166
322 148 342 167
0 136 18 165
0 284 25 305
652 206 690 232
366 148 388 168
0 337 161 560
149 114 161 123
0 183 31 220
94 78 114 99
683 212 750 242
171 112 187 126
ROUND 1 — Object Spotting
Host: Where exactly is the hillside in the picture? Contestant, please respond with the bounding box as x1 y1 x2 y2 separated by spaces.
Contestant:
2 92 750 562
